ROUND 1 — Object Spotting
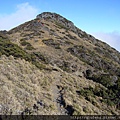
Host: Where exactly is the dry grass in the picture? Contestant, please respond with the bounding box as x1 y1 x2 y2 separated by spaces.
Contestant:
4 15 120 115
0 55 55 115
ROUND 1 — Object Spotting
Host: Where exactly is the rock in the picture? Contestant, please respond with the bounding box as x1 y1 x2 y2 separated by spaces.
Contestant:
36 12 77 33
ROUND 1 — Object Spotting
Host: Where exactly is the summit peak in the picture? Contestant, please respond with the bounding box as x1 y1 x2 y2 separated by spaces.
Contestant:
36 12 77 32
36 12 69 21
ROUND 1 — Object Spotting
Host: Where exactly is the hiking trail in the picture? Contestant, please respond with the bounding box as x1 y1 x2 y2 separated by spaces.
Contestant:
51 71 68 115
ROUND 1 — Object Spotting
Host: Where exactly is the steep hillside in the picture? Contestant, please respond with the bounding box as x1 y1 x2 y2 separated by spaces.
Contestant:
0 12 120 115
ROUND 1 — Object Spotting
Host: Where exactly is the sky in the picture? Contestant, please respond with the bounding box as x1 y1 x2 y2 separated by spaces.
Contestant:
0 0 120 52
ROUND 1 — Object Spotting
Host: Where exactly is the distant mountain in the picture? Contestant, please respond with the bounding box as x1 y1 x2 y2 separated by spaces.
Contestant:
0 12 120 115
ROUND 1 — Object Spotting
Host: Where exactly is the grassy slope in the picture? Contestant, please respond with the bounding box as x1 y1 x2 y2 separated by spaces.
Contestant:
1 14 120 115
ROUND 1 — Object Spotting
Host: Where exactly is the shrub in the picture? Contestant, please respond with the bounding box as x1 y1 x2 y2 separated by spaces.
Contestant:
55 21 69 30
0 37 45 70
42 39 61 49
92 74 112 88
58 61 71 72
25 44 35 50
20 39 35 50
79 87 94 98
20 41 30 46
33 52 49 64
78 86 116 107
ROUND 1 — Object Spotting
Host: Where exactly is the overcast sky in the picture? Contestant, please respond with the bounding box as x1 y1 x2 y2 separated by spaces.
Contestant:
0 0 120 52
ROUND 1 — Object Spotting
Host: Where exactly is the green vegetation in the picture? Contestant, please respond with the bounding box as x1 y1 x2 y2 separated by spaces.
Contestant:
0 37 45 70
42 39 61 49
0 38 29 59
78 86 115 107
59 61 71 72
67 45 98 67
20 39 29 45
65 40 73 45
80 87 94 97
67 45 118 74
84 70 120 109
25 44 35 50
20 39 35 50
50 29 55 32
88 74 112 88
33 52 49 64
55 21 69 30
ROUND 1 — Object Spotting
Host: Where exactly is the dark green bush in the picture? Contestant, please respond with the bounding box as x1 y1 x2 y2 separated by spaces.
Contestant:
78 86 116 107
42 39 61 49
92 74 112 88
59 61 71 72
20 41 30 46
33 52 49 64
79 87 94 98
20 39 35 50
0 38 45 70
25 44 35 50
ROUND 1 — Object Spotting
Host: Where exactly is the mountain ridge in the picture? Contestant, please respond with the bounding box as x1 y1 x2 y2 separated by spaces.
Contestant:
0 12 120 115
8 12 120 54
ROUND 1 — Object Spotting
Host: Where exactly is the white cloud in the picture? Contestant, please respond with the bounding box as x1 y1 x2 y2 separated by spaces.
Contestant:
0 2 39 30
92 31 120 52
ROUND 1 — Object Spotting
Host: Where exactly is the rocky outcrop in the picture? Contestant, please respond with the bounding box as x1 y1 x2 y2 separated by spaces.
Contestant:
36 12 99 44
37 12 77 33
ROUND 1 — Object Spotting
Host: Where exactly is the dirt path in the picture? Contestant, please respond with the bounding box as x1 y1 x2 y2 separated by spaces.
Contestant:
51 71 68 115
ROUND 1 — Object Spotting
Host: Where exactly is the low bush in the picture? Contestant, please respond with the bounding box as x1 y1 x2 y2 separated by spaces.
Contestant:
33 52 49 64
42 39 61 49
20 39 35 50
55 21 69 30
78 86 116 107
0 37 45 70
20 40 30 46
